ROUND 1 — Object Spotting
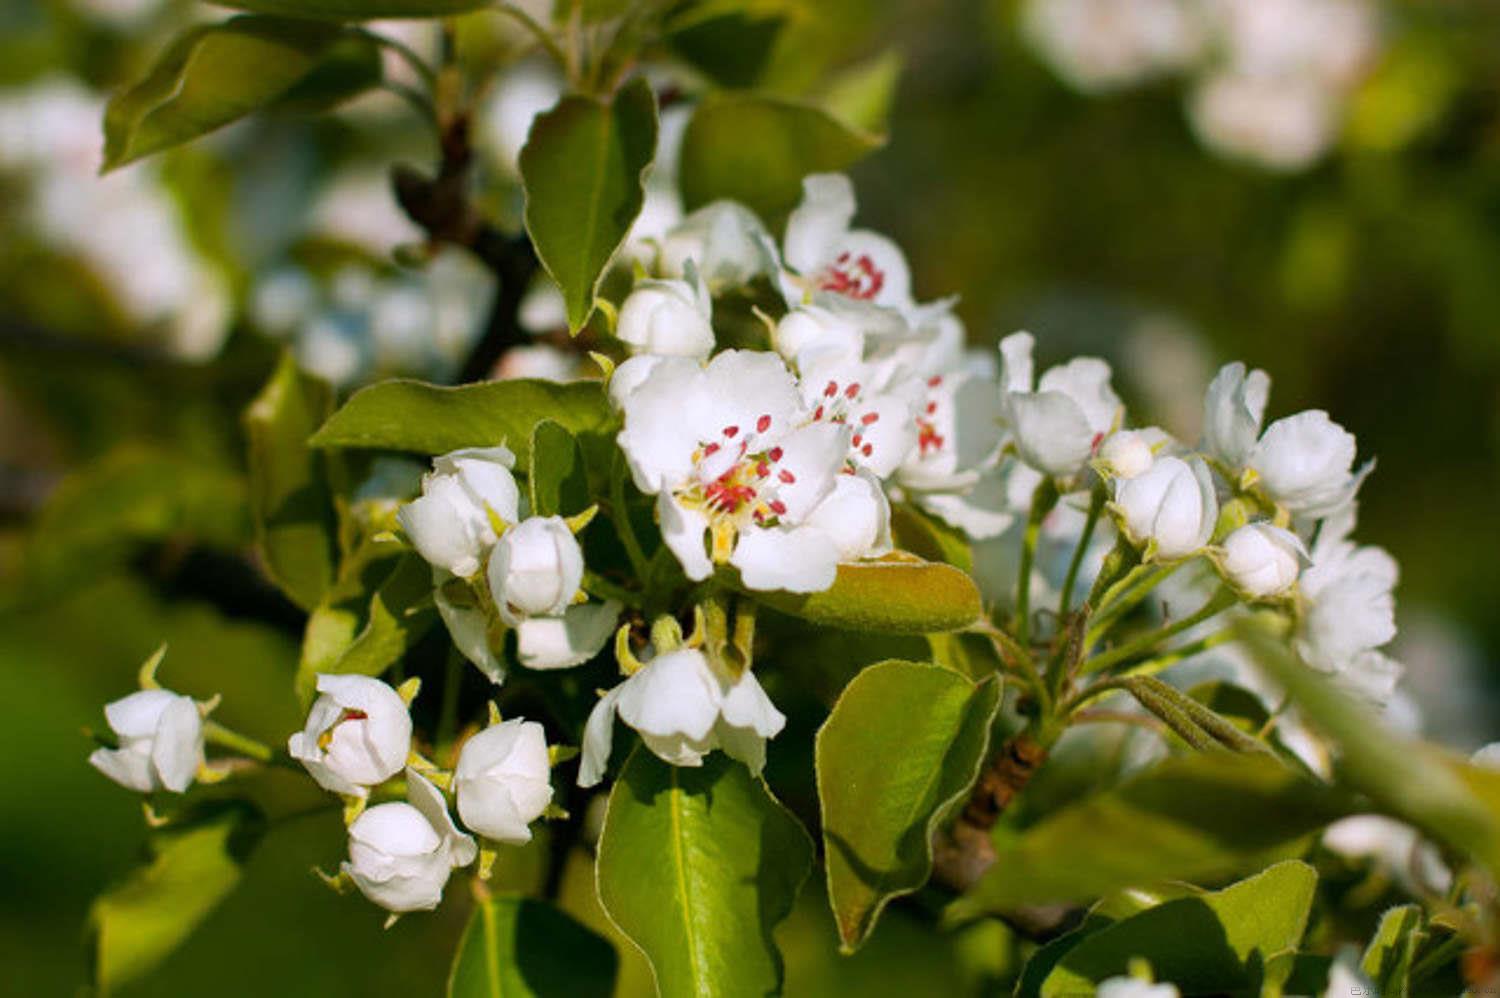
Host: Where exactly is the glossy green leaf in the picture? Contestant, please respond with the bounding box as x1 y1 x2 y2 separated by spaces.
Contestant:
946 752 1351 920
818 47 902 135
750 558 983 634
309 378 613 463
816 661 1000 951
295 536 406 704
528 420 590 518
679 92 881 224
272 32 383 112
301 553 435 700
89 802 265 992
1039 861 1318 996
245 352 337 612
520 77 657 331
596 750 813 998
1237 621 1500 872
103 17 366 171
207 0 489 18
447 895 617 998
1361 904 1422 995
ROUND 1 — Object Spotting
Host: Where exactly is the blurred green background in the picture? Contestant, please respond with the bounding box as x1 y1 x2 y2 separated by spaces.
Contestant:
3 0 1500 993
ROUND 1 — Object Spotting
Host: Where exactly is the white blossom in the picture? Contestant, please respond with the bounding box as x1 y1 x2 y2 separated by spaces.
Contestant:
487 516 585 625
1000 332 1123 478
1096 978 1181 998
1022 0 1206 93
578 648 785 786
514 600 622 671
1097 429 1156 480
1113 455 1218 559
1217 522 1306 597
89 689 204 793
1188 72 1337 171
342 770 476 913
1297 529 1401 700
615 272 714 359
1201 361 1270 469
398 446 521 578
1248 410 1369 517
656 200 776 290
454 719 552 844
288 675 412 797
779 173 915 316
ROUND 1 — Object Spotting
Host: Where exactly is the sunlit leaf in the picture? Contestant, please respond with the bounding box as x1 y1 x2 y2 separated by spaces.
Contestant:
447 895 617 998
296 553 435 702
528 420 590 518
816 661 1000 951
596 750 813 998
749 558 983 634
207 0 489 18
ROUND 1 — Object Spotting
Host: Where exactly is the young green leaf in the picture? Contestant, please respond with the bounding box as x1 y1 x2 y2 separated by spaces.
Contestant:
890 503 973 572
104 17 375 171
88 801 266 993
1360 904 1423 995
528 420 590 518
816 661 1001 952
309 378 613 463
296 536 406 703
207 0 488 18
946 752 1352 920
447 896 617 998
520 77 657 332
679 92 882 225
245 352 337 612
747 559 983 633
1038 860 1318 996
596 750 813 998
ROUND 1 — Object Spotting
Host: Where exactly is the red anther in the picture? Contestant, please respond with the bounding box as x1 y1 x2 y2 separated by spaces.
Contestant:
824 381 838 398
860 411 880 425
812 406 824 421
723 425 739 438
927 375 943 387
757 414 772 433
778 469 795 484
768 447 784 461
862 444 874 456
756 461 769 477
852 434 863 447
1090 431 1105 452
845 383 861 398
702 442 720 456
769 499 787 515
925 401 938 415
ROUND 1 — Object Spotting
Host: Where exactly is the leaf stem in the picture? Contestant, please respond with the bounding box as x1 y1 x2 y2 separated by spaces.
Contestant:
1079 588 1236 677
495 2 570 71
609 452 651 578
203 720 299 770
1014 477 1058 649
1085 560 1185 647
1058 485 1105 618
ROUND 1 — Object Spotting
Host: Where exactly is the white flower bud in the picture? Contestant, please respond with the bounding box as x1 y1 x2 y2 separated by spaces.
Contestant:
1218 522 1306 597
487 516 585 625
397 446 520 577
288 674 412 797
1201 361 1269 469
1097 430 1154 479
89 689 204 793
1114 455 1218 560
342 770 476 913
1248 410 1365 517
657 201 774 290
454 719 553 844
615 276 713 359
1097 978 1180 998
773 305 864 367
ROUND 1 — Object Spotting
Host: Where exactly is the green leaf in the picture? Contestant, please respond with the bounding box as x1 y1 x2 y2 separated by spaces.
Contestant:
302 553 436 700
206 0 489 18
245 352 338 612
679 92 881 225
1361 904 1423 995
946 752 1351 920
103 17 369 171
816 661 1000 951
1038 860 1318 996
296 536 406 703
272 32 383 112
818 48 903 136
890 503 972 572
309 378 614 463
748 558 983 634
528 420 590 518
596 750 813 998
666 10 785 89
447 895 617 998
89 801 265 993
1122 676 1269 754
520 77 657 332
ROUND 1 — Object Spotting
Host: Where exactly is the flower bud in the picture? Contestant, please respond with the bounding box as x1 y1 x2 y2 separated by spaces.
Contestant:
397 446 520 578
657 201 774 290
615 277 713 359
1096 430 1154 479
288 675 412 797
1248 410 1365 517
487 516 585 625
1114 455 1217 560
773 305 864 367
454 719 553 844
1218 522 1306 597
89 689 204 793
343 770 476 912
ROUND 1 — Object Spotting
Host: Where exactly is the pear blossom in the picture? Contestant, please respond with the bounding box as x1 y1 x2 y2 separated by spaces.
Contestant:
616 350 868 592
89 689 205 793
487 516 585 625
773 305 867 369
615 271 714 359
1188 72 1336 171
1096 429 1156 480
803 470 893 561
578 648 785 786
453 719 552 844
514 600 623 671
1000 331 1123 479
656 201 776 290
779 173 915 316
1473 743 1500 769
342 770 476 913
1217 522 1306 597
796 352 918 478
288 675 412 797
1022 0 1205 93
1096 977 1180 998
1201 361 1270 469
1297 533 1398 680
397 446 520 578
1113 455 1217 559
1248 410 1369 517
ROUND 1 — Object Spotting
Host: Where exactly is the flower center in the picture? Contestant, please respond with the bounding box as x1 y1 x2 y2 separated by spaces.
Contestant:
915 375 947 458
810 377 882 463
677 415 795 560
816 252 885 301
317 708 368 751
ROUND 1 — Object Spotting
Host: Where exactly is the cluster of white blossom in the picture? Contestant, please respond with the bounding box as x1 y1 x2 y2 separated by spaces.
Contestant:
0 77 232 359
1021 0 1381 169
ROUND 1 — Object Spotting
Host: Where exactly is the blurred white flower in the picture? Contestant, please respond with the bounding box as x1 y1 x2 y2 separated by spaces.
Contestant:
1096 977 1180 998
1022 0 1206 93
657 201 776 290
1000 332 1123 478
1097 429 1156 480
